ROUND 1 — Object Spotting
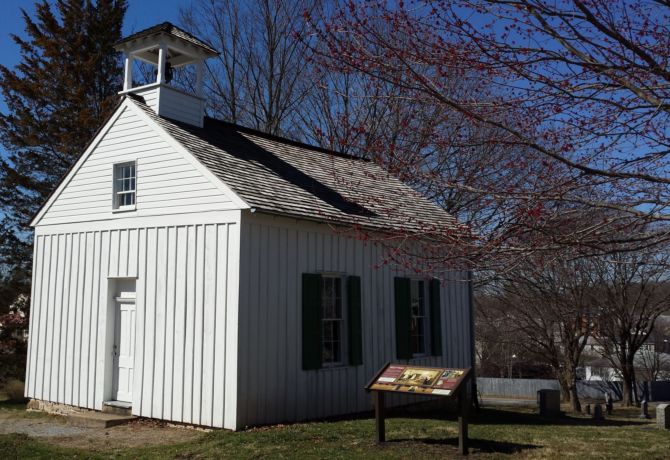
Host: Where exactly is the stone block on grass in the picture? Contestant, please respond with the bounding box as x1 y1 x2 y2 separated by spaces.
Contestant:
657 404 670 430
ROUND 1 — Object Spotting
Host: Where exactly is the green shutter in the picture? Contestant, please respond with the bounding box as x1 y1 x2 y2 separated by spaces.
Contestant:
302 273 322 370
347 276 363 366
394 277 412 360
429 279 443 356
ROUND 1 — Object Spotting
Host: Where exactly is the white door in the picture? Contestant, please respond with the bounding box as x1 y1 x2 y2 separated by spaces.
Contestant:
113 297 136 403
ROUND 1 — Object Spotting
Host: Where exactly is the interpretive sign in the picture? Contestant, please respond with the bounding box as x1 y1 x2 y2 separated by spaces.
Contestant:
365 363 472 456
367 364 470 396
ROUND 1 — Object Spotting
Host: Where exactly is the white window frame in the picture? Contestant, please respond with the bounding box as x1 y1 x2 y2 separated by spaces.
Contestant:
320 273 347 367
112 161 137 212
409 278 430 358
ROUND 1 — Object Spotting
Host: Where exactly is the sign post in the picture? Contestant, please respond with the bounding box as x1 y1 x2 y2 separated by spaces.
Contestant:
365 363 472 456
458 386 469 455
374 390 386 443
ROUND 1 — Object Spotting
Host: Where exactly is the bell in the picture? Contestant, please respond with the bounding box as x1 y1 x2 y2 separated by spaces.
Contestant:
164 61 173 83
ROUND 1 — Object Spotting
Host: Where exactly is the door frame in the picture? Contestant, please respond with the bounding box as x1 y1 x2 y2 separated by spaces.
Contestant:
112 295 136 403
103 277 137 406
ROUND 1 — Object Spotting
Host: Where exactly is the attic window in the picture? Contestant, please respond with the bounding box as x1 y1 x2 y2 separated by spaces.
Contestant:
113 162 136 210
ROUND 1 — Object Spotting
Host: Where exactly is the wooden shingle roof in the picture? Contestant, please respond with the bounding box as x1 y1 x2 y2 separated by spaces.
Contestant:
129 97 463 235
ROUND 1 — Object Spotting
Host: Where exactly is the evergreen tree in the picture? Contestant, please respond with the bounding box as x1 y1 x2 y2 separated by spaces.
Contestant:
0 0 126 310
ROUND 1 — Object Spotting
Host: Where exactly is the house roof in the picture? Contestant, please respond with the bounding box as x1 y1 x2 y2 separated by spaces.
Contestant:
128 96 463 235
114 22 219 55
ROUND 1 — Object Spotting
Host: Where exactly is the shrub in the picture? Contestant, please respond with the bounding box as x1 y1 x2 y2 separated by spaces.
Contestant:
4 379 25 402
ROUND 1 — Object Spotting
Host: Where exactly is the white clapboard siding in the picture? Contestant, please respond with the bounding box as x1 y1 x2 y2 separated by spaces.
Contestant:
236 213 472 428
158 86 205 127
26 218 241 429
128 84 204 127
37 105 237 226
132 85 159 113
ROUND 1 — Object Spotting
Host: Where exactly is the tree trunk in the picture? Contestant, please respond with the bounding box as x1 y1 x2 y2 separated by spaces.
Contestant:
569 382 581 412
557 373 571 403
621 362 635 406
563 366 581 412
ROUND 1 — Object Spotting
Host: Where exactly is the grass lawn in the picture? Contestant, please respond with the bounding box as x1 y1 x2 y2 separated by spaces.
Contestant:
1 401 669 459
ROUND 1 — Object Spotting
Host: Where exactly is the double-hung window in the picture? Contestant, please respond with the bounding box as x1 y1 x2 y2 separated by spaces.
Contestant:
394 277 441 359
302 273 363 370
409 279 428 356
321 276 344 366
113 162 136 210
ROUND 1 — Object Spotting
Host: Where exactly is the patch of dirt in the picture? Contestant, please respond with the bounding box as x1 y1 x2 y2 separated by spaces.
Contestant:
0 407 203 451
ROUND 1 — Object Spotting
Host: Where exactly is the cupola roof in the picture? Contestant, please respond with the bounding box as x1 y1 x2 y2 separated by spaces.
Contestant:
114 21 219 57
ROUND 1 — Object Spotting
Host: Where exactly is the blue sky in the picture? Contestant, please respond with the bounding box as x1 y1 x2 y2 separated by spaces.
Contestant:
0 0 188 116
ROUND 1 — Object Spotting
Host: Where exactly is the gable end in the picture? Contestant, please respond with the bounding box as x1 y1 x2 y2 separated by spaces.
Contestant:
32 98 248 227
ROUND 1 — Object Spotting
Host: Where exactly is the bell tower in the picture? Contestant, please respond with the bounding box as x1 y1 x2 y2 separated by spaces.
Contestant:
114 22 219 128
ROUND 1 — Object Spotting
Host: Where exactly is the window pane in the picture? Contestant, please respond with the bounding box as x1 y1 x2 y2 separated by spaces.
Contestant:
417 317 425 337
411 335 420 354
410 318 418 336
332 340 341 362
334 277 341 302
332 322 340 345
323 341 333 363
323 321 332 341
323 298 335 319
324 278 333 300
334 290 342 318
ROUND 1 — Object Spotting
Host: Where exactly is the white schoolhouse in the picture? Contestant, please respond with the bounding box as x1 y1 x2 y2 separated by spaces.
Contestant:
24 23 473 430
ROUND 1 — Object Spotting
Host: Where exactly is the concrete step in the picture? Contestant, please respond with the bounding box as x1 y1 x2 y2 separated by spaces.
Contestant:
102 401 132 416
66 411 136 428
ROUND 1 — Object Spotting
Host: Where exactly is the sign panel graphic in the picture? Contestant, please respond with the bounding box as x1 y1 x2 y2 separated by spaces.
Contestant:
367 364 470 397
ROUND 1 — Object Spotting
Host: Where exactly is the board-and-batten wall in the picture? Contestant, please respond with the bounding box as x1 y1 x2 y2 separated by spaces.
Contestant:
236 213 472 428
38 103 236 226
26 218 241 429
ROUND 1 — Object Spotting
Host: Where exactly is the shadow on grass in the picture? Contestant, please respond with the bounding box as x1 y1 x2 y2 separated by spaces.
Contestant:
385 436 539 455
389 406 648 428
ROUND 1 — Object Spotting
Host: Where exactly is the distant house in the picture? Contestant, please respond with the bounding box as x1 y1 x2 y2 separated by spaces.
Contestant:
24 23 473 430
582 323 670 382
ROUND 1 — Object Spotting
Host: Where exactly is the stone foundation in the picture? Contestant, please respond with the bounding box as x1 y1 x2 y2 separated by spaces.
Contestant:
27 399 94 416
